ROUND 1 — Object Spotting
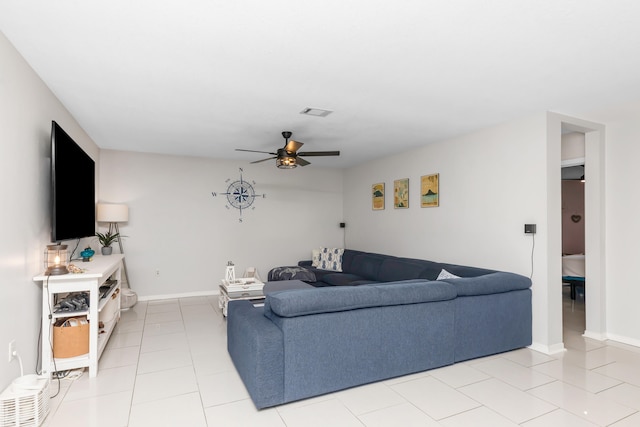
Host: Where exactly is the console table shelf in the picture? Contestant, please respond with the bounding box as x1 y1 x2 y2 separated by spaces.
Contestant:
34 255 124 378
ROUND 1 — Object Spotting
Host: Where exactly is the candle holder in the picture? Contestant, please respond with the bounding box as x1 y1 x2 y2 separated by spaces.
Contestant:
44 244 69 275
225 261 236 283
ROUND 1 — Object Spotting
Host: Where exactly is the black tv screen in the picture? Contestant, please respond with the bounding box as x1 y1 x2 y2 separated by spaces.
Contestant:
51 121 96 242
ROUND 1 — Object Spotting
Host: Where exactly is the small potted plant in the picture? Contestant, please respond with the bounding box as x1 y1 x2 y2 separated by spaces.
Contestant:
96 231 120 255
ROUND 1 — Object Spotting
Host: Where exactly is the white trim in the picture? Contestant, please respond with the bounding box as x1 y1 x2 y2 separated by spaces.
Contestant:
139 289 219 302
529 342 566 355
605 333 640 349
583 330 607 341
548 112 606 351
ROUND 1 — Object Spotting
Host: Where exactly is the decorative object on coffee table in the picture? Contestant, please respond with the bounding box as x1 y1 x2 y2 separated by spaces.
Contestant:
225 261 236 283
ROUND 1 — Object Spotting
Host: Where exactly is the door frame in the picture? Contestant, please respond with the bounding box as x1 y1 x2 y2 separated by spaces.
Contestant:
547 112 606 351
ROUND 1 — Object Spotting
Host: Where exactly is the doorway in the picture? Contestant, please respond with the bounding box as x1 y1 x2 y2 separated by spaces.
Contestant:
561 155 586 339
550 115 606 351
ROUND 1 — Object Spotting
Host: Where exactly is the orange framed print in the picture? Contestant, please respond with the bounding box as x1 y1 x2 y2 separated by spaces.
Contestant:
421 173 439 207
372 183 385 210
394 178 409 209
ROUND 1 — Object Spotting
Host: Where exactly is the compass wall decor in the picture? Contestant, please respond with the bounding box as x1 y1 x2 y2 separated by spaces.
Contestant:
212 168 266 222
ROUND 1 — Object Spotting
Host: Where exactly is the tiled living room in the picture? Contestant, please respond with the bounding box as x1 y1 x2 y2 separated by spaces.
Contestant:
39 288 640 427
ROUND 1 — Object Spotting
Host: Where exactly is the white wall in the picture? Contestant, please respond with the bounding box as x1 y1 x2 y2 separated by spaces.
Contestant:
343 113 554 349
589 101 640 346
0 32 100 389
99 150 344 298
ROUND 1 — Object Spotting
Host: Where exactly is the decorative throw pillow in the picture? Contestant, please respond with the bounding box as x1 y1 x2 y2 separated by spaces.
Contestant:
318 247 344 271
311 249 321 267
437 269 460 280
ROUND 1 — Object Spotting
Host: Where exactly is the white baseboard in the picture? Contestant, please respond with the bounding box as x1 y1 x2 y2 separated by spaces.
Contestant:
528 342 566 355
605 333 640 349
582 330 607 341
138 289 219 302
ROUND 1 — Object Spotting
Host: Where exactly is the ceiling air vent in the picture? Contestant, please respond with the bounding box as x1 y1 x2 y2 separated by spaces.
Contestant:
300 107 333 117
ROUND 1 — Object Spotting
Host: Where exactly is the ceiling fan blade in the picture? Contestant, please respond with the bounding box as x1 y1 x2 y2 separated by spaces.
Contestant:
296 157 311 166
297 150 340 157
236 148 278 155
250 156 277 164
284 140 303 153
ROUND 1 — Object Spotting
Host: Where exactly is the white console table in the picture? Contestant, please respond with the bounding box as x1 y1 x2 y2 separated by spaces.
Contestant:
34 255 123 378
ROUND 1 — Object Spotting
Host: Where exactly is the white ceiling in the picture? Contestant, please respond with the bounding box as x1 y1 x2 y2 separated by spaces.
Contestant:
1 1 640 168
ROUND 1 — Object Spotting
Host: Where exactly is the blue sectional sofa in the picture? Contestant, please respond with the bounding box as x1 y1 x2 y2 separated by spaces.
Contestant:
298 249 498 287
227 250 532 409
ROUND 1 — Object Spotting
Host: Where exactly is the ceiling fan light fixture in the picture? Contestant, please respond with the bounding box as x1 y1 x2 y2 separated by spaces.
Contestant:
277 156 297 169
300 107 333 117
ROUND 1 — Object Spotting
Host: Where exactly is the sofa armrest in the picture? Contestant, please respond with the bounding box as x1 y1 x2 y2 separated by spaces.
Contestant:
264 280 456 318
227 301 284 408
441 272 531 296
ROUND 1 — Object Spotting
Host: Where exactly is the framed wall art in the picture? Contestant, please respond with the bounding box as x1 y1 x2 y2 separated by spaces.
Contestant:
421 173 439 207
394 178 409 209
372 183 385 210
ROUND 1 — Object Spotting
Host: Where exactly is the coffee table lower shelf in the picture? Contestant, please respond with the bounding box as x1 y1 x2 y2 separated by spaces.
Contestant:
218 286 264 317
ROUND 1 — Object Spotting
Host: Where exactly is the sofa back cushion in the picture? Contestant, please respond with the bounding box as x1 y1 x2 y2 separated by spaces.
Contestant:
340 249 367 272
438 263 496 278
264 280 456 318
378 258 436 282
440 272 531 296
348 253 386 279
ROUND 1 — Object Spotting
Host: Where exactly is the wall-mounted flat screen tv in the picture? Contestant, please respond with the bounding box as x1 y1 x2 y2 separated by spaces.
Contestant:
51 121 96 242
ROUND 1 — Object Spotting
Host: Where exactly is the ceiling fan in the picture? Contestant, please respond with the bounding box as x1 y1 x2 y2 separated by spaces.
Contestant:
236 131 340 169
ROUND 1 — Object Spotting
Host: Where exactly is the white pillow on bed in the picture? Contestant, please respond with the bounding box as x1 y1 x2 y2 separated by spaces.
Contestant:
436 269 460 280
311 249 321 267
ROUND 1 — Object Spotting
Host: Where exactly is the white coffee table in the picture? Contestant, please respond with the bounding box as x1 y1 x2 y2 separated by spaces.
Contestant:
219 279 313 317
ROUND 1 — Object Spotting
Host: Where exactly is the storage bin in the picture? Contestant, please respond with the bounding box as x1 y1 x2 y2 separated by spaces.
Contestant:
52 317 89 358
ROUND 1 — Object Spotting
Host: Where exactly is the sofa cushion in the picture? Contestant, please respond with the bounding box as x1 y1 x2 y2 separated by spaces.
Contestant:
441 272 531 296
415 262 448 281
378 258 430 282
439 263 496 278
349 253 386 279
318 247 344 271
322 273 366 286
264 280 456 318
340 249 367 272
311 249 321 267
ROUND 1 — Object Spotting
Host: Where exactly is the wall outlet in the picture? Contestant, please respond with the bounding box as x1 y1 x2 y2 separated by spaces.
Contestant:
8 340 16 363
524 224 537 234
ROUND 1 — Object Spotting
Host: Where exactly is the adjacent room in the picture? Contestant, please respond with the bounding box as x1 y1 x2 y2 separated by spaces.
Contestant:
1 1 640 426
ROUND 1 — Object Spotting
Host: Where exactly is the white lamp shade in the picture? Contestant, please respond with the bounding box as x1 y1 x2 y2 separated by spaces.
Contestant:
97 203 129 222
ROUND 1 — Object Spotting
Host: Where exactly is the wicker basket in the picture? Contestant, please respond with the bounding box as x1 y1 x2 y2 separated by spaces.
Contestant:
120 288 137 310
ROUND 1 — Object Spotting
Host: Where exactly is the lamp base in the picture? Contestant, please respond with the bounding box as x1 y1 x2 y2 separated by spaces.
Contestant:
46 266 69 276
